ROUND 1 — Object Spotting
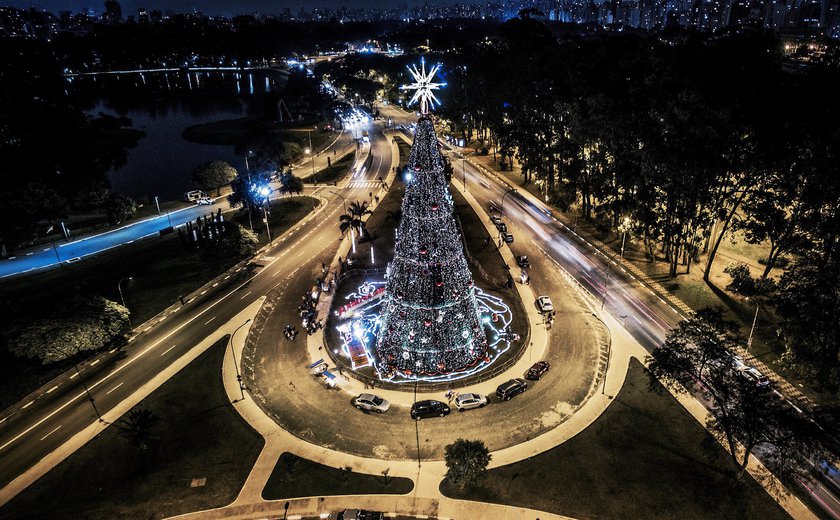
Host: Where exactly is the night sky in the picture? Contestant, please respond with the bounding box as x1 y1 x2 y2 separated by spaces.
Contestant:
7 0 418 17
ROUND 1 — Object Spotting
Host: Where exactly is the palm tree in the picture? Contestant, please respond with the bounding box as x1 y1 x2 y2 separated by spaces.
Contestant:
116 408 160 453
338 200 372 238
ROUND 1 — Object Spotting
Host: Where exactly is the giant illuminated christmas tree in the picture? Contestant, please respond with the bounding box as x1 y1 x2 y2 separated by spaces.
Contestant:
375 64 488 375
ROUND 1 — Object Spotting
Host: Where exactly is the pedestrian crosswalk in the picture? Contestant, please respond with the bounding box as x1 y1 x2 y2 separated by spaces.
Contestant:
347 180 381 188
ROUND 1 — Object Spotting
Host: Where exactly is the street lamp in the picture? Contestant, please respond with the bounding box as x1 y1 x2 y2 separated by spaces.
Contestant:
308 130 315 180
260 186 272 244
500 187 518 215
746 299 760 350
619 216 632 259
329 190 347 214
230 318 251 401
600 250 621 311
118 277 134 328
462 155 466 193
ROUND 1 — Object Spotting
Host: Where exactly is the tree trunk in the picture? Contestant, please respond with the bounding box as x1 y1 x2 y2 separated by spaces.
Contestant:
761 243 781 279
703 190 747 282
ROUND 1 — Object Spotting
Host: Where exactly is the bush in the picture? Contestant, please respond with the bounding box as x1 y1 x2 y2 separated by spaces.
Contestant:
758 256 790 268
724 262 776 296
105 193 137 225
7 296 130 364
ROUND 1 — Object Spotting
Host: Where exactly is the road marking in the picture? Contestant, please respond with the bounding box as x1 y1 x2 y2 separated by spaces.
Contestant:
160 345 177 356
0 199 326 452
240 291 252 300
143 327 151 332
69 372 78 379
212 283 219 287
90 359 100 366
46 386 58 394
224 275 230 280
204 317 216 325
25 252 33 256
201 290 207 295
106 382 124 395
40 426 61 441
21 401 33 410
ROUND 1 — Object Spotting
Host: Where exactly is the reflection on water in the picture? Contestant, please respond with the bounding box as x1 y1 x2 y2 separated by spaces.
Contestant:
69 70 282 200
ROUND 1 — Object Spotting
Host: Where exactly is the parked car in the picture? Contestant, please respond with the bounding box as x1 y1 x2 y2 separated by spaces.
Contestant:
502 233 514 243
410 399 450 420
526 361 551 381
454 393 489 411
516 255 530 268
738 366 771 389
195 197 213 205
491 215 503 226
496 223 508 233
536 296 554 313
353 393 390 413
327 509 384 520
496 378 528 401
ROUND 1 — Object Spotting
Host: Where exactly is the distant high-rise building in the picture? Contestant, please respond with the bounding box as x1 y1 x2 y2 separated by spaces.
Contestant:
103 0 122 24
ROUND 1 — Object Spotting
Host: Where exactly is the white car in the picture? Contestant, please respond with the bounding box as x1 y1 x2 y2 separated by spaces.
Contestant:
454 393 489 411
353 393 390 413
195 197 213 205
536 296 554 313
738 366 771 389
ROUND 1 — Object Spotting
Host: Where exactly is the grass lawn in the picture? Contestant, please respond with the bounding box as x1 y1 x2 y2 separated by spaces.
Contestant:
262 453 414 500
440 358 791 520
396 137 412 169
0 198 319 411
231 196 321 249
312 152 356 185
1 337 264 519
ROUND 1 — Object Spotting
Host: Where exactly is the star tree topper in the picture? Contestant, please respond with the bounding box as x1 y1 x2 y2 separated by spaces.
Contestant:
400 57 446 114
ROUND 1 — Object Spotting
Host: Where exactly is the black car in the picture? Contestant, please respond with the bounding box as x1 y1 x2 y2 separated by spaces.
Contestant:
496 378 528 401
410 400 451 420
516 255 530 268
526 361 551 381
503 233 514 243
496 222 508 233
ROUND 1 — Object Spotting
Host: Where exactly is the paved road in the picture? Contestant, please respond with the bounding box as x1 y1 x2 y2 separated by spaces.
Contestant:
0 129 350 280
0 116 389 496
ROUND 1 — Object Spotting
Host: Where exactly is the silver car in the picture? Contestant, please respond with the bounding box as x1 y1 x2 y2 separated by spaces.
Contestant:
353 393 390 413
454 392 489 411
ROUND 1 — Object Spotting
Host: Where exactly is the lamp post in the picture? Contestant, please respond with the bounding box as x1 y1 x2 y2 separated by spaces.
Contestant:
462 155 467 193
619 216 632 259
601 250 621 311
75 363 104 422
118 277 134 329
230 319 251 401
747 300 760 350
118 277 133 307
500 187 517 215
308 130 315 180
329 190 347 214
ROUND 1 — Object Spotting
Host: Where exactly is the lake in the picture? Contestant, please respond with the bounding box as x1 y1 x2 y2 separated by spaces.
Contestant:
69 70 282 201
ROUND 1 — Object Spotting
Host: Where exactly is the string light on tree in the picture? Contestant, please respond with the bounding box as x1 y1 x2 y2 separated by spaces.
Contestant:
375 107 489 376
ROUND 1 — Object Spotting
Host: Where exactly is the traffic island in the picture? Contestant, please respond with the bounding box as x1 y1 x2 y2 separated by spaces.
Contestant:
262 452 414 500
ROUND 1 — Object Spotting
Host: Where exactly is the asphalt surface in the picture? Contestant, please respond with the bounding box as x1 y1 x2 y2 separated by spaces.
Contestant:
0 117 385 493
1 101 837 519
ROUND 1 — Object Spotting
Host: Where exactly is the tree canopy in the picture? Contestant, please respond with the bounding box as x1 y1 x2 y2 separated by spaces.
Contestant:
7 296 130 364
192 160 238 196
